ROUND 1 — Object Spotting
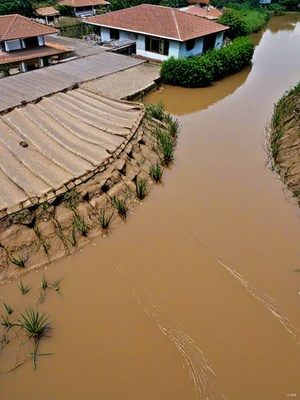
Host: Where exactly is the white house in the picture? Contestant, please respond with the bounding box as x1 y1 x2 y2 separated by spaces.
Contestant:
35 7 60 25
58 0 109 17
83 4 229 62
0 14 70 72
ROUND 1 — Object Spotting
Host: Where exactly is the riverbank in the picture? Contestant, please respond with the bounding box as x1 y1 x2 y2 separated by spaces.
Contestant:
0 110 178 283
266 81 300 206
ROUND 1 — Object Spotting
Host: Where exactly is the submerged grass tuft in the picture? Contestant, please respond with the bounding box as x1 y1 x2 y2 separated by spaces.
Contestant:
112 195 128 219
154 128 178 166
3 303 13 315
17 307 51 344
136 178 147 200
146 101 165 121
9 252 30 268
97 209 114 230
18 280 30 295
72 214 89 236
149 163 164 182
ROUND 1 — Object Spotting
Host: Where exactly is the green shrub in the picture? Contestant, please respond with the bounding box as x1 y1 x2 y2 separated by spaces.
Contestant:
160 36 254 88
218 9 248 39
57 4 74 17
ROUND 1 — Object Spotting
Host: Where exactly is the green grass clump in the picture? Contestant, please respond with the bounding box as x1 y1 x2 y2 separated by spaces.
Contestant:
72 214 89 236
154 128 178 166
9 252 29 268
112 195 128 219
18 280 30 295
146 102 165 121
136 178 147 200
18 308 50 344
149 163 164 182
98 209 114 230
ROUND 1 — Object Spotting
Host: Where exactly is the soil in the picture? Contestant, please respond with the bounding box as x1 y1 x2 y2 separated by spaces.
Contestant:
0 115 172 284
267 83 300 205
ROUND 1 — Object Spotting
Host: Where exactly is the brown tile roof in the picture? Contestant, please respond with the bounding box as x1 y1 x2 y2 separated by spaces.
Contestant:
36 7 60 17
0 43 71 65
0 14 58 41
59 0 109 7
84 4 229 41
183 6 223 20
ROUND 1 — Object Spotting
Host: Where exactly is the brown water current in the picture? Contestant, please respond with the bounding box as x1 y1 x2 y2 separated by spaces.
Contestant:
1 14 300 400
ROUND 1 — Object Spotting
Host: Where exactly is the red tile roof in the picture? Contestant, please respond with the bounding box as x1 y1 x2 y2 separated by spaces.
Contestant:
84 4 229 41
183 6 223 20
59 0 109 7
0 14 58 41
36 7 60 17
0 43 70 65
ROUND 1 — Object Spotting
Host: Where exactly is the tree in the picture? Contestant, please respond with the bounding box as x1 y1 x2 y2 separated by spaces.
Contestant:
218 9 248 40
0 0 33 17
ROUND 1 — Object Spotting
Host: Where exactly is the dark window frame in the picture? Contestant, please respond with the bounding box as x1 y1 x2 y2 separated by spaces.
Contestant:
145 36 169 56
186 39 195 52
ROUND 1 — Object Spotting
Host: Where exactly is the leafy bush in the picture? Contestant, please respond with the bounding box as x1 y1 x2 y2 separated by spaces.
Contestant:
160 36 254 88
57 4 74 17
218 9 248 39
268 3 286 14
243 9 270 33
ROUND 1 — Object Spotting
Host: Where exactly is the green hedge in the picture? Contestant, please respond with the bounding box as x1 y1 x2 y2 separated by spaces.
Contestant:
160 36 255 88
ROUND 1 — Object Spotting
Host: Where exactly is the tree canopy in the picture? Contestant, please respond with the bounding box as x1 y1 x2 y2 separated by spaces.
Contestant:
0 0 33 17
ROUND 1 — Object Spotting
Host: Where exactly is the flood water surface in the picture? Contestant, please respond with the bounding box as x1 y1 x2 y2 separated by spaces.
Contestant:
1 14 300 400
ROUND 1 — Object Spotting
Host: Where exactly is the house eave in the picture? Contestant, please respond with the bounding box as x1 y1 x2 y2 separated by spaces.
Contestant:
83 20 227 42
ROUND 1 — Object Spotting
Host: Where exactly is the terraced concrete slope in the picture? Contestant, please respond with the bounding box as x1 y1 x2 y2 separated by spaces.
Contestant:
0 87 144 218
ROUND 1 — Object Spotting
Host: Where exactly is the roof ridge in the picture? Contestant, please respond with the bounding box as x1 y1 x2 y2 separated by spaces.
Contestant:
171 8 181 41
3 14 18 41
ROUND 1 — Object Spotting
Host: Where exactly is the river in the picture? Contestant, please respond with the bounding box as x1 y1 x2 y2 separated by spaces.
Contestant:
1 14 300 400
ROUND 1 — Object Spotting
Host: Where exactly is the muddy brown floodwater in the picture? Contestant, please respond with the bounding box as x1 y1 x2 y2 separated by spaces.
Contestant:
1 14 300 400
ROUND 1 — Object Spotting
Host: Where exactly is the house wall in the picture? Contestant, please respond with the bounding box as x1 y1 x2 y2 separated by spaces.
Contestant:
75 6 95 17
215 31 224 49
95 25 226 61
100 27 136 41
178 37 203 58
137 34 179 61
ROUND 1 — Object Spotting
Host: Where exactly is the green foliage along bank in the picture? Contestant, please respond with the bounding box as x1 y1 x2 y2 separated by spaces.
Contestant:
218 8 270 39
160 36 255 88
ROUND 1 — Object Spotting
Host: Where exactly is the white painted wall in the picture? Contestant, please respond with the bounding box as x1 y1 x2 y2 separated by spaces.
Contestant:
4 39 22 51
136 34 179 61
100 27 136 42
178 37 203 58
215 32 224 49
101 27 110 41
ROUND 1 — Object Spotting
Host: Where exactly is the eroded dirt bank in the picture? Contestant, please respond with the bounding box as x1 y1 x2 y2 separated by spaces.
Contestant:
267 81 300 205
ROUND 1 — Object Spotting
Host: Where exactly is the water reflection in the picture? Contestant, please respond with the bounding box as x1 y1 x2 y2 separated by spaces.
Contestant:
145 13 300 117
268 13 300 33
145 66 251 116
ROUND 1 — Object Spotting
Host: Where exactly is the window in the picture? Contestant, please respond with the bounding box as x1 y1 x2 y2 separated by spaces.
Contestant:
186 39 195 52
145 36 169 56
110 29 119 40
